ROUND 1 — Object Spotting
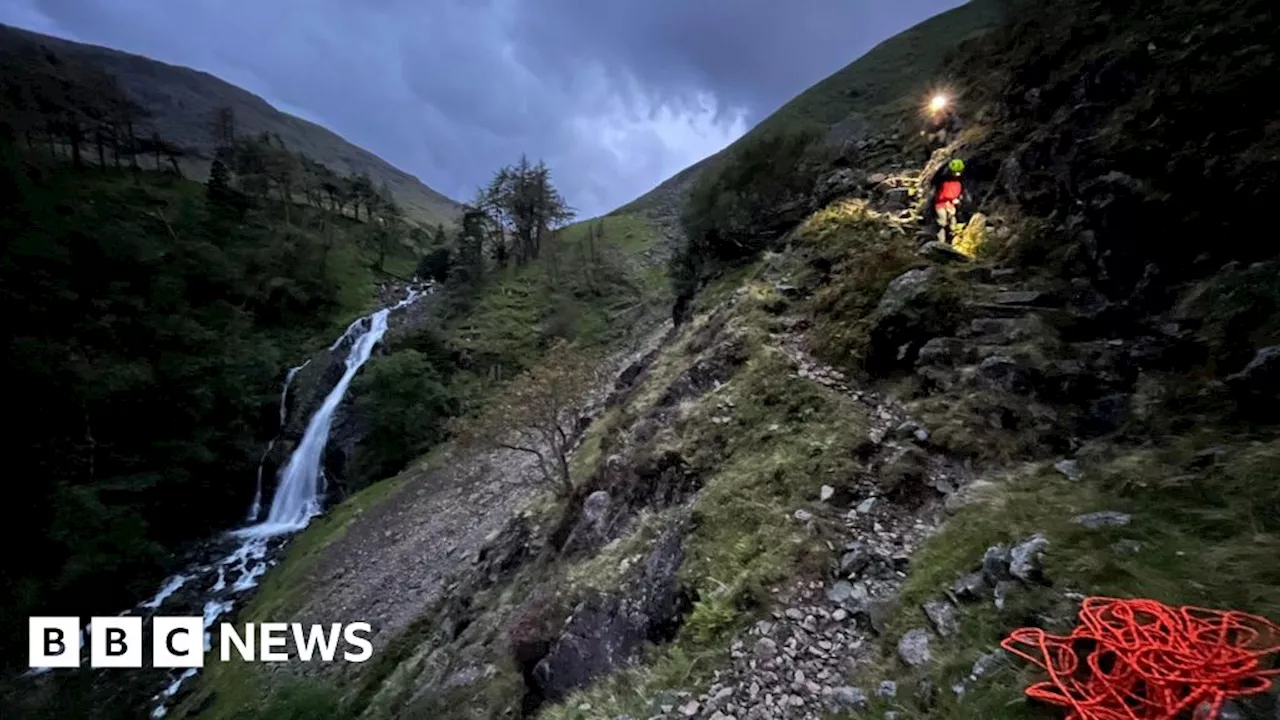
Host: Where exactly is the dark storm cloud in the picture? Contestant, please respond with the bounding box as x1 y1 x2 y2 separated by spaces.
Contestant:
2 0 963 216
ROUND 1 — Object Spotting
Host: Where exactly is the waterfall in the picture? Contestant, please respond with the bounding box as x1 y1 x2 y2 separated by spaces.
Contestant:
22 284 431 719
241 287 422 538
246 360 311 523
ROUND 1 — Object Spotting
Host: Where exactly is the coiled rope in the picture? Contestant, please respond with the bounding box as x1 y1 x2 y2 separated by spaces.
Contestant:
1001 597 1280 719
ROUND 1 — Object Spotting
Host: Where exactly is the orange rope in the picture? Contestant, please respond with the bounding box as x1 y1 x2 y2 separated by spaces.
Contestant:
1001 597 1280 719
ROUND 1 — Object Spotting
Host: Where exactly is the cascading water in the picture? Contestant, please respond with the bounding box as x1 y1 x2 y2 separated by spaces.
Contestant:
245 360 310 523
22 285 431 719
242 290 417 537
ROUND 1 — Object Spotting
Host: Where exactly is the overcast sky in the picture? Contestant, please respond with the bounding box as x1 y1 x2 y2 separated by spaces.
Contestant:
2 0 964 216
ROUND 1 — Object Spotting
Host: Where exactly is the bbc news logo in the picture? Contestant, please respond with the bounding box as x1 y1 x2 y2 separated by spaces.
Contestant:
29 617 373 668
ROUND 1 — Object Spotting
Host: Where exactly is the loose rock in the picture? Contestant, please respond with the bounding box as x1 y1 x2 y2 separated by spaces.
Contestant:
898 628 933 667
1054 459 1083 481
1009 534 1049 582
923 599 958 637
1074 511 1131 529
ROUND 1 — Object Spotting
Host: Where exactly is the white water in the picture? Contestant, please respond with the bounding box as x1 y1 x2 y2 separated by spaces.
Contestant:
23 285 430 717
246 360 310 523
241 287 423 538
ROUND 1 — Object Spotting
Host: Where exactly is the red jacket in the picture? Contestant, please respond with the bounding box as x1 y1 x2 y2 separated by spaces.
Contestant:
936 179 963 207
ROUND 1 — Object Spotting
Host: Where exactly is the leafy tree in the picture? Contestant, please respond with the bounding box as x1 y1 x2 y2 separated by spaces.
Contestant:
351 350 456 483
450 341 601 496
671 127 826 307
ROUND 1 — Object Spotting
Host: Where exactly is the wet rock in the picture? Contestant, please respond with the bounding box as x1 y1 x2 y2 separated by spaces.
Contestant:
865 597 899 635
755 637 778 660
1074 511 1131 529
531 526 686 701
970 650 1006 681
878 268 938 315
923 599 958 637
898 629 933 667
827 581 856 605
1009 534 1049 583
993 581 1017 610
1226 345 1280 411
994 290 1046 305
820 485 835 502
1054 459 1083 481
895 420 930 443
815 168 859 202
866 266 962 373
856 496 878 514
829 581 872 613
840 547 872 576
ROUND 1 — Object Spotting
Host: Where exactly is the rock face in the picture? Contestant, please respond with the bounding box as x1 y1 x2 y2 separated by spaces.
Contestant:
865 267 965 375
532 525 689 703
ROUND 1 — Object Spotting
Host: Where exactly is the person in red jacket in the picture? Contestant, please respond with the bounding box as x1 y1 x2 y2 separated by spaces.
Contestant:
931 158 968 244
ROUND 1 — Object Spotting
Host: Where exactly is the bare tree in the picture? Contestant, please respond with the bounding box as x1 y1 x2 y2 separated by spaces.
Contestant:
450 341 602 496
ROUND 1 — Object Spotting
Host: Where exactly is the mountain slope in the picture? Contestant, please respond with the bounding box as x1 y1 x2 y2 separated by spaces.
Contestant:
0 23 462 227
614 0 1004 228
143 0 1280 718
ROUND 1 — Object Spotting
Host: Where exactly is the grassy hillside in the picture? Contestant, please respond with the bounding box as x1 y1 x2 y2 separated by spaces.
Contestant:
0 23 463 228
615 0 1004 224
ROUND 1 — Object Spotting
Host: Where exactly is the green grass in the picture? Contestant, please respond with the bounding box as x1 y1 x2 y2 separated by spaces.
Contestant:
539 277 873 718
846 433 1280 719
444 212 668 401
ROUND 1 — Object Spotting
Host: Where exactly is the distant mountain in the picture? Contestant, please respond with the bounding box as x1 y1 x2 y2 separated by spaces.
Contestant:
0 23 462 227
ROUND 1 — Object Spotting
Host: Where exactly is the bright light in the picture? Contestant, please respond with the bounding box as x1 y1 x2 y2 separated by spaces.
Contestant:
929 94 949 113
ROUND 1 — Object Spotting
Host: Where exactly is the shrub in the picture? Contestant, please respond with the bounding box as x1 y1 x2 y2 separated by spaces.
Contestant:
671 128 828 300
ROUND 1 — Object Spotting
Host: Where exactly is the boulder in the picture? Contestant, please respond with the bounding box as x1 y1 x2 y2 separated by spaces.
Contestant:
977 355 1034 395
531 525 687 701
866 267 965 374
898 629 933 667
919 241 970 264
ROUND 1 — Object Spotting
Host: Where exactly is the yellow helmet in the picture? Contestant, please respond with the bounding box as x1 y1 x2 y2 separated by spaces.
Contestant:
949 158 965 173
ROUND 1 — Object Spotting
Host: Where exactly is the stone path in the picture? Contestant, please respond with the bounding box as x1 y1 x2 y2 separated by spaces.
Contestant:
647 325 973 720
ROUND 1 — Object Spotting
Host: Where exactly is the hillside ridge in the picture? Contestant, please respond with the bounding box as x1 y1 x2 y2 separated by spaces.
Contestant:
0 22 463 227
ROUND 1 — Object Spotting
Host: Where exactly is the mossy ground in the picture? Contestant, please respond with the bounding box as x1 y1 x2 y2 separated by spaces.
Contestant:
836 431 1280 719
538 274 872 719
443 212 669 404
